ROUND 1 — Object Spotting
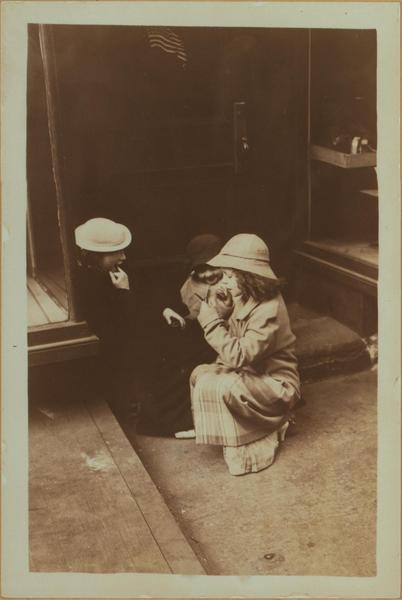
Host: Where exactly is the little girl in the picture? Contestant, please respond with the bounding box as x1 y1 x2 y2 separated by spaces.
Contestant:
191 233 300 475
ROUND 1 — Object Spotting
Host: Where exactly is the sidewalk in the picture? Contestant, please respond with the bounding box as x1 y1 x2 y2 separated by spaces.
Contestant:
129 368 377 576
29 373 204 574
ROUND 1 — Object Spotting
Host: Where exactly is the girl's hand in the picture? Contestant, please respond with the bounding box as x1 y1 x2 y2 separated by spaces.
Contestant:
109 267 130 290
206 285 233 319
163 308 186 329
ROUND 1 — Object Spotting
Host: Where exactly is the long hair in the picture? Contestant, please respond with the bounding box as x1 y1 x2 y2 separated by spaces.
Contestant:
233 269 282 302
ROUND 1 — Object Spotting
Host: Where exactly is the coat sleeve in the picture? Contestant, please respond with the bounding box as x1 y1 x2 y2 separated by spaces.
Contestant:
85 288 134 342
78 268 136 344
179 278 209 320
198 301 279 369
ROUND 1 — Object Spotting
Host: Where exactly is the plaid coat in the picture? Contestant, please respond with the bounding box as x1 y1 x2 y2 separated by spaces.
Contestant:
191 294 300 446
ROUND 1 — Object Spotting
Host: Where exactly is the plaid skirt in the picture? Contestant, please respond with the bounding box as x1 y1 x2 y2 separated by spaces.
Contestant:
190 363 297 447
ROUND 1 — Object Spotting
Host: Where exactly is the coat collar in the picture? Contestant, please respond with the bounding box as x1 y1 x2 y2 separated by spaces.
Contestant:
233 297 259 320
233 296 279 320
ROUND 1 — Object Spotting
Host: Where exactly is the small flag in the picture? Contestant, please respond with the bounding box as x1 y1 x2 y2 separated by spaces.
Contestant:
146 26 187 66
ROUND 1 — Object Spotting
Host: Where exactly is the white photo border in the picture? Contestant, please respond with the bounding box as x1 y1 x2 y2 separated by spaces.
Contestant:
1 2 400 597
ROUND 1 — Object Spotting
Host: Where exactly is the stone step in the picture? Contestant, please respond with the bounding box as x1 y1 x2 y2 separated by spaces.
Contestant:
288 303 372 382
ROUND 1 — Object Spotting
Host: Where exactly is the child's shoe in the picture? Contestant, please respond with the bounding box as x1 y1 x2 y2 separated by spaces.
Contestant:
174 429 196 439
223 421 290 475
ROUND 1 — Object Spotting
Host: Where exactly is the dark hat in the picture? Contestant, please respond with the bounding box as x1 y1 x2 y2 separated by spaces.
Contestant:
185 234 222 269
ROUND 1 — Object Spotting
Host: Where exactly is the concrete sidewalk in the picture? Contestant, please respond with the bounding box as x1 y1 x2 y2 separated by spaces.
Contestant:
29 376 205 574
129 369 377 576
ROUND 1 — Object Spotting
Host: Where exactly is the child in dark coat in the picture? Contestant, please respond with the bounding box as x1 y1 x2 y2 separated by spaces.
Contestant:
136 234 224 438
75 217 147 421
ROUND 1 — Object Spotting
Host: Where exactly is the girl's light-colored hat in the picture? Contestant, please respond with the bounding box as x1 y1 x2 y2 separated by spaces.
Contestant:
75 218 132 252
208 233 277 280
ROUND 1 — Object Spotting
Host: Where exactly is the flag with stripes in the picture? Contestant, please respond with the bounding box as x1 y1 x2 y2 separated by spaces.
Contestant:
146 26 187 66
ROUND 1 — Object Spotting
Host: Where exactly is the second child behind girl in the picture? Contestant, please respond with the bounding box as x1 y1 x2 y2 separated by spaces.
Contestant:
136 234 227 438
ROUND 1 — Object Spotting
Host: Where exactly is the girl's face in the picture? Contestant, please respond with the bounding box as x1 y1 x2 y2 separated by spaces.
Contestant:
98 250 126 272
220 269 242 298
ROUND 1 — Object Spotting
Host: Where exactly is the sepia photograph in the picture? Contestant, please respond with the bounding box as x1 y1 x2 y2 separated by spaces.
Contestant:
1 1 400 598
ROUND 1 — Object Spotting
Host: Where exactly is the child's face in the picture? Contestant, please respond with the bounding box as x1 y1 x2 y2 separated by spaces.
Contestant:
220 269 242 298
193 266 222 285
98 250 126 272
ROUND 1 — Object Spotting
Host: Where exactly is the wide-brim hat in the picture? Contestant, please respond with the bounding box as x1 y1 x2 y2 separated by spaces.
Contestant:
207 233 277 280
75 218 132 252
